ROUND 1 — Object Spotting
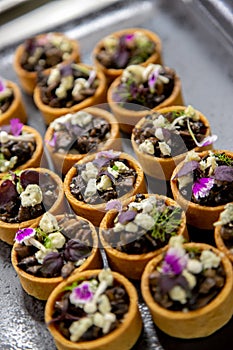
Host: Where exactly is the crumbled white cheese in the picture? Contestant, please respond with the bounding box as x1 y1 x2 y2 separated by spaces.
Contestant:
113 222 125 233
71 78 87 97
159 141 171 156
84 178 97 197
0 156 17 172
50 113 73 131
47 68 61 85
169 286 187 304
125 221 138 233
199 155 218 176
200 250 220 269
107 166 119 178
39 212 59 233
182 269 196 289
186 259 203 274
56 75 74 98
102 313 116 334
96 175 112 191
169 235 185 248
71 111 92 127
81 162 98 182
128 201 143 211
98 294 111 314
138 139 154 155
155 127 164 141
121 65 144 84
184 105 199 121
103 35 118 53
184 150 201 162
153 114 167 128
93 312 105 328
0 130 9 143
114 161 129 172
214 203 233 226
134 213 154 230
35 248 58 264
47 231 66 249
177 173 193 189
20 184 43 207
69 317 93 342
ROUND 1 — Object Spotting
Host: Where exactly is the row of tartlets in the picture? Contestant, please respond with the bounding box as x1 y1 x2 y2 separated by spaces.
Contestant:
0 27 233 350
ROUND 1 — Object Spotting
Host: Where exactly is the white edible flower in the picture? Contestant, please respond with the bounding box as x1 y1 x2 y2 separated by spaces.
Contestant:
96 175 112 191
159 141 171 156
187 259 203 274
35 248 58 264
125 222 138 233
69 318 93 342
71 111 92 127
20 184 43 207
155 127 164 141
182 269 196 289
39 212 59 233
134 213 154 230
114 161 129 172
47 68 61 85
47 231 66 249
121 65 144 84
84 178 97 197
200 250 221 269
169 286 187 304
81 162 98 182
139 139 154 155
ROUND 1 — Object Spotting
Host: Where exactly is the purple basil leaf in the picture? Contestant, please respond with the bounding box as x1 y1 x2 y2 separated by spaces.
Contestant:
60 64 73 77
63 239 91 262
115 50 130 68
173 161 200 179
159 274 189 294
40 252 63 277
106 199 122 211
118 210 137 224
20 170 40 189
162 128 171 142
214 166 233 182
0 180 18 207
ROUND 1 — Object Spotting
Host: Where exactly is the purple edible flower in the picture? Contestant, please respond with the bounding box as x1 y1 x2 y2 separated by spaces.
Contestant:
148 68 159 93
106 199 122 211
192 177 215 199
118 210 137 224
70 282 94 305
10 118 23 136
124 33 135 44
196 134 218 147
214 166 233 182
162 246 188 275
86 70 96 87
15 228 36 244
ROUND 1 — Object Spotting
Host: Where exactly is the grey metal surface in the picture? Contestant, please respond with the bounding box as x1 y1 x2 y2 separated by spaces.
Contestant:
0 0 233 349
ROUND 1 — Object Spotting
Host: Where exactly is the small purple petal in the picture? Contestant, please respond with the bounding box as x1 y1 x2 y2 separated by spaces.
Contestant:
214 166 233 182
106 199 122 211
47 133 57 147
86 70 96 87
118 210 137 224
60 64 72 77
162 247 188 275
173 161 200 179
197 134 218 147
124 33 135 44
0 78 6 92
70 282 93 304
15 228 36 243
148 68 160 92
10 118 23 136
192 177 215 199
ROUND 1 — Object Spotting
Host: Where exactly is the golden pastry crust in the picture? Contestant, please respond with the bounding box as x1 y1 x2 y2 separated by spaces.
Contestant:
107 74 183 134
0 80 27 125
63 152 147 227
33 64 107 125
44 107 122 176
131 105 212 180
93 27 163 85
0 168 65 245
170 150 233 230
141 242 233 338
45 269 142 350
14 32 80 95
11 215 102 300
99 194 188 280
214 223 233 264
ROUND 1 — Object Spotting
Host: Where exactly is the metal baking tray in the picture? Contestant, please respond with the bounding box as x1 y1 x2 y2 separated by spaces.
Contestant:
0 0 233 349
